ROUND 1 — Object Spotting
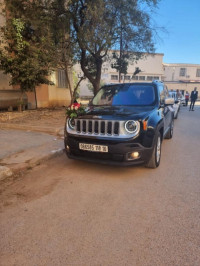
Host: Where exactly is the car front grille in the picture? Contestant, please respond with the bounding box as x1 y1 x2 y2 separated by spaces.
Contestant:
76 119 120 136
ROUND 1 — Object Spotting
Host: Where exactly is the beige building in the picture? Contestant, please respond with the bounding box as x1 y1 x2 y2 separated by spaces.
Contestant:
0 69 71 109
75 51 165 97
163 63 200 95
76 53 200 98
26 70 71 109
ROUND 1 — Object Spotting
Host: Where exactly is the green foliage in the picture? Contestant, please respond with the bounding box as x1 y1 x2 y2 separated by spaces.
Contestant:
0 0 56 92
68 0 159 94
0 0 160 98
111 51 144 80
87 79 106 94
111 52 129 76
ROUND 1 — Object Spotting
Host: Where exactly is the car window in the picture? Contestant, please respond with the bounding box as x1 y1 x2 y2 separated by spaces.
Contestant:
92 84 156 106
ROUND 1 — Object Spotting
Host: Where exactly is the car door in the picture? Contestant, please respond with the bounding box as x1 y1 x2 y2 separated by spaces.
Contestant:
159 85 172 135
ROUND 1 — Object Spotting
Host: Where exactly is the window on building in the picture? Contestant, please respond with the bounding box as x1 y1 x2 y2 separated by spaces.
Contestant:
58 69 67 88
153 76 159 80
196 69 200 77
179 68 186 77
147 76 154 81
102 68 108 73
132 76 138 80
139 76 145 80
111 75 118 80
124 75 131 80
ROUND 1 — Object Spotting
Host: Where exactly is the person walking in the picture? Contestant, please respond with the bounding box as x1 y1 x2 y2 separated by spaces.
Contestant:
185 91 189 106
189 87 198 111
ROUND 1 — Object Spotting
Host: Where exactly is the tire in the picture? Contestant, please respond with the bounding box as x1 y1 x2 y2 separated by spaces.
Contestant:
174 112 178 119
146 132 161 169
165 119 174 139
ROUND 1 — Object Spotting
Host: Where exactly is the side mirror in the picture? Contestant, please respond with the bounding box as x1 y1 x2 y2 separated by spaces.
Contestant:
165 98 174 105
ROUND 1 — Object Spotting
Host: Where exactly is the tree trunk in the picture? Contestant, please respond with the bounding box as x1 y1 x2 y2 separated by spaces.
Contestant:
34 87 38 109
72 76 85 103
80 50 102 96
18 92 23 112
63 64 73 104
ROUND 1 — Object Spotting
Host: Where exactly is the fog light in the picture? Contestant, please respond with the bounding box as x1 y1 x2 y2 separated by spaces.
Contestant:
66 145 70 152
127 151 140 160
131 152 139 159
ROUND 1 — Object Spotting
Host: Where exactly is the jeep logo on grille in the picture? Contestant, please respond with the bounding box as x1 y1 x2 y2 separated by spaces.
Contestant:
93 116 102 119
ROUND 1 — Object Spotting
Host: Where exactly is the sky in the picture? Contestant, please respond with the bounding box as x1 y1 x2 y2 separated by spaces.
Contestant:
153 0 200 64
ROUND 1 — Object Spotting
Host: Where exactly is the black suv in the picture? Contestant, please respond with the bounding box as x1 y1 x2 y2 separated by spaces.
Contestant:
64 81 174 168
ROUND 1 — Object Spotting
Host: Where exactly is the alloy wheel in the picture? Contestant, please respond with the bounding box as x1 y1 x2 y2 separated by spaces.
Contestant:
156 136 161 164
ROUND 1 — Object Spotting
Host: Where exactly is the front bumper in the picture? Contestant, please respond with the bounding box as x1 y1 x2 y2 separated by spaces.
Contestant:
64 135 154 166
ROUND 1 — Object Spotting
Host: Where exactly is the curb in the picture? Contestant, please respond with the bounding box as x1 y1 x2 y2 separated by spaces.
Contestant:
0 148 64 181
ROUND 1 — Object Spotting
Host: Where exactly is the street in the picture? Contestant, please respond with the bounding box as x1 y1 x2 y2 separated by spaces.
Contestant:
0 106 200 266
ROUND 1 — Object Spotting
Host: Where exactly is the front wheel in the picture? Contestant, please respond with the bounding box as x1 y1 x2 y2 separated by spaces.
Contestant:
146 132 162 169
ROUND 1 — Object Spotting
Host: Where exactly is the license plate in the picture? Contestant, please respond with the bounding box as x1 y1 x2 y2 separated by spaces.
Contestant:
79 143 108 152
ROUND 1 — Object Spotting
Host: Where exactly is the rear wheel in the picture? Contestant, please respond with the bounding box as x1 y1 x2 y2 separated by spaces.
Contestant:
165 119 174 139
146 132 161 169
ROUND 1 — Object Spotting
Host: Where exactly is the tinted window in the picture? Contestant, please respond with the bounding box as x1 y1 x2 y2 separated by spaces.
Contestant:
92 84 156 106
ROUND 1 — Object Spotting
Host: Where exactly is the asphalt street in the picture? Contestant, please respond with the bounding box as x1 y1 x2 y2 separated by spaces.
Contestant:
0 105 200 266
0 130 57 160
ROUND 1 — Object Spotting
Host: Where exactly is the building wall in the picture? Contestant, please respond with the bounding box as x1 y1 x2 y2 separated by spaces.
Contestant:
165 82 200 95
74 52 164 97
163 63 200 95
0 72 12 90
48 70 71 107
26 85 49 109
164 63 200 82
26 71 71 109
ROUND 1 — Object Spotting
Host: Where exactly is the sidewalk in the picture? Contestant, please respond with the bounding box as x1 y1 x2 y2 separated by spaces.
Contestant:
0 108 66 181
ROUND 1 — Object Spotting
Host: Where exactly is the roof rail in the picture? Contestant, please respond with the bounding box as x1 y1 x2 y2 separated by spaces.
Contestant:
152 80 163 83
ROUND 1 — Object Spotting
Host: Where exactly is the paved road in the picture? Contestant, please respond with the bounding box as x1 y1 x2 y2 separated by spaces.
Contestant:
0 130 57 160
0 106 200 266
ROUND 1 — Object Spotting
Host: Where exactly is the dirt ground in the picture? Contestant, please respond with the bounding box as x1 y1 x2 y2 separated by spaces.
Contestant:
0 157 61 211
0 107 66 128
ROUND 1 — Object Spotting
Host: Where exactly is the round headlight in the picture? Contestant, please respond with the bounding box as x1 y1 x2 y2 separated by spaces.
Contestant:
68 118 75 130
125 120 139 134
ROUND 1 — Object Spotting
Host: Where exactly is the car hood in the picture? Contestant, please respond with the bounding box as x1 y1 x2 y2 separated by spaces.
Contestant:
80 105 156 121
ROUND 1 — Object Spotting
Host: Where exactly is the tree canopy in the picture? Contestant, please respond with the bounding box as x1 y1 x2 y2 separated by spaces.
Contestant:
0 0 56 94
0 0 160 99
67 0 160 94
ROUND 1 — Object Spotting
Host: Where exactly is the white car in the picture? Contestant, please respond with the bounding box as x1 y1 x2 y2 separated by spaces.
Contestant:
179 95 185 105
168 91 181 119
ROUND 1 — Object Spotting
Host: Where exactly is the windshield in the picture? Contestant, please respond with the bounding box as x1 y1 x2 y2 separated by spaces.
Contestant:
92 84 156 106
